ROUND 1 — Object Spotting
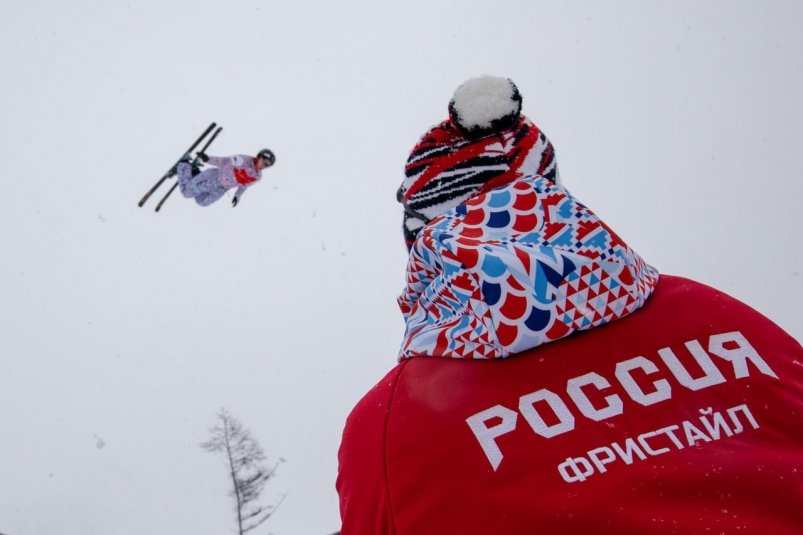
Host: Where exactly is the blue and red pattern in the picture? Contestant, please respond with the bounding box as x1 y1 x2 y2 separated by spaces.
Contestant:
398 175 659 359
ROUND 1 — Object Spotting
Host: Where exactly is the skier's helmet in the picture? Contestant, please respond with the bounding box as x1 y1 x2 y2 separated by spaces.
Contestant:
257 149 275 165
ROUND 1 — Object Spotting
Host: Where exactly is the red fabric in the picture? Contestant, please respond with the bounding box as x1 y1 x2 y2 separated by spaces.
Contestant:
402 117 547 201
337 275 803 534
233 166 257 185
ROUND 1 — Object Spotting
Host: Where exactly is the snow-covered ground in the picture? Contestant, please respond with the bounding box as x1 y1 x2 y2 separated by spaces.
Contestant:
0 1 800 534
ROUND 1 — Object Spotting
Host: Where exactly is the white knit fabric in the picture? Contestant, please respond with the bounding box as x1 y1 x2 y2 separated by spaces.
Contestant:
450 76 519 130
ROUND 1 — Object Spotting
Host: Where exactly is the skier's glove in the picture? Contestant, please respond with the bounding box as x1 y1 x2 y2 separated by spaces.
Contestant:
232 196 239 208
197 152 210 163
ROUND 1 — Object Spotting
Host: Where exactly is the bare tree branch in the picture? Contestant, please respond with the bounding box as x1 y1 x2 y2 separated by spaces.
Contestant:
202 408 285 535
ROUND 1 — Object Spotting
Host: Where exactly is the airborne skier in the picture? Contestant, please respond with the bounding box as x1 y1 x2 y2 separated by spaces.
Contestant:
177 148 276 207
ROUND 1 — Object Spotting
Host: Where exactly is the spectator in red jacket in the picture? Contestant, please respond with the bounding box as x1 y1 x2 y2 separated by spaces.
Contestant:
336 76 803 535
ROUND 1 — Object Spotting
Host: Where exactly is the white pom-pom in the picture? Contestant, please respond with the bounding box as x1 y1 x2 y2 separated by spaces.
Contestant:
449 76 522 136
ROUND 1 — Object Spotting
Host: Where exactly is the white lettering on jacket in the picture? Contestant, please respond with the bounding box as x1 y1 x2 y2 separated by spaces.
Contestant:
557 404 760 483
466 331 777 471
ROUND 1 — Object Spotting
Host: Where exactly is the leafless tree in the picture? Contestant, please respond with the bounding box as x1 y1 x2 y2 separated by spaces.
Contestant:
201 408 285 534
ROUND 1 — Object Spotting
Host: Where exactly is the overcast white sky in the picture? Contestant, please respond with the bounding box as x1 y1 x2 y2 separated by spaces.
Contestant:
1 1 801 534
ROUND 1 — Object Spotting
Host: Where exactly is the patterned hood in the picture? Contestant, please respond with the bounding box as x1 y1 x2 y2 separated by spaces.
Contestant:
398 175 659 359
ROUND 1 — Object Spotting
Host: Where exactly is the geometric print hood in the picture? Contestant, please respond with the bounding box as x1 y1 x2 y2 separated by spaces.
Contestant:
398 175 659 360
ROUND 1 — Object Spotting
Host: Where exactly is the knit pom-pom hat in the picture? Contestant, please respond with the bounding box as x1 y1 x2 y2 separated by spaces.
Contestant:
448 75 523 138
399 76 560 250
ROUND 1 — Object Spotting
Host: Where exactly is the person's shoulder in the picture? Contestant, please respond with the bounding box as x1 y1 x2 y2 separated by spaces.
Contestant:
652 274 721 298
227 154 251 166
648 274 791 334
344 362 408 426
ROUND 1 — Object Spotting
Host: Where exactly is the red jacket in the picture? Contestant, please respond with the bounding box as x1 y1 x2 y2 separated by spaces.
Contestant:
337 275 803 534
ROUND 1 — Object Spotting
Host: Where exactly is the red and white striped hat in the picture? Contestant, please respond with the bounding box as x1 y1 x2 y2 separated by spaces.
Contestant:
399 76 560 249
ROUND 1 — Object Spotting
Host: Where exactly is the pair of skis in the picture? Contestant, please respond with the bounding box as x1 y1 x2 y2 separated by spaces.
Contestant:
138 122 223 212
